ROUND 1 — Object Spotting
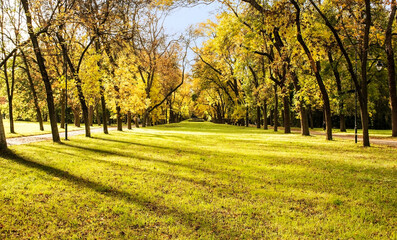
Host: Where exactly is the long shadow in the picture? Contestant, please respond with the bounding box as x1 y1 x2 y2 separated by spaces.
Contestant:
30 144 227 191
62 141 220 176
0 150 231 235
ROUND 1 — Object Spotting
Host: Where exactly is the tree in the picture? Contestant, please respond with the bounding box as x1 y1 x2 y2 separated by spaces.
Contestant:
21 0 60 143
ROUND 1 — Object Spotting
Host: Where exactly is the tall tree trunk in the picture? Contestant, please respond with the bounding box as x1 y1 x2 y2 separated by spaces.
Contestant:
0 110 6 150
245 106 249 127
385 0 397 137
291 0 332 140
4 58 14 134
57 31 91 138
88 105 94 126
327 51 346 132
100 84 108 134
21 50 44 131
360 0 371 146
117 105 122 131
256 105 261 128
96 103 101 126
308 106 314 129
135 116 140 128
283 94 291 133
300 105 310 135
21 0 60 142
291 72 310 135
274 85 278 132
60 89 65 129
73 108 81 127
263 101 268 130
127 111 132 130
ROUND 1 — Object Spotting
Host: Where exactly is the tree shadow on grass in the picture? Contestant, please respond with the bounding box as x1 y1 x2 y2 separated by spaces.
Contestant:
0 149 231 236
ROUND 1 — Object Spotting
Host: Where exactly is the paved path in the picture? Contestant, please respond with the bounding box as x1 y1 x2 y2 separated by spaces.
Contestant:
6 125 397 148
7 127 117 146
293 130 397 147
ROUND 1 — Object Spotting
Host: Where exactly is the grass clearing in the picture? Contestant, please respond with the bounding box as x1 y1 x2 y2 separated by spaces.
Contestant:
0 121 396 239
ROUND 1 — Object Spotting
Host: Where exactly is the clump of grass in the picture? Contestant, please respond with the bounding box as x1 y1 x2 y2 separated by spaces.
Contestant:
0 121 396 239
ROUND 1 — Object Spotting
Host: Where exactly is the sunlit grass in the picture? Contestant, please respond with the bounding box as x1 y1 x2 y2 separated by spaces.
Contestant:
0 121 396 239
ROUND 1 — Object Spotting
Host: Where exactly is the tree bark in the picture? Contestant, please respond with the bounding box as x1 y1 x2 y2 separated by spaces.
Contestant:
89 105 94 126
21 50 44 131
117 105 122 131
291 0 332 140
60 89 65 129
327 51 346 132
21 0 60 142
0 110 6 150
256 105 261 128
73 108 81 127
96 103 101 126
246 106 249 127
135 116 140 128
263 101 268 130
385 0 397 137
309 107 314 129
127 111 132 129
274 85 278 132
57 32 91 138
4 57 15 134
283 94 291 133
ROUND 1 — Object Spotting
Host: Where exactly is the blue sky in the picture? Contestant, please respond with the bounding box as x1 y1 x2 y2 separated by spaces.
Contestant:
163 2 223 68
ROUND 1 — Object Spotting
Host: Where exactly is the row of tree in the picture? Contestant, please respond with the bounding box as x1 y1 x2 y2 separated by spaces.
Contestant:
0 0 193 150
191 0 397 147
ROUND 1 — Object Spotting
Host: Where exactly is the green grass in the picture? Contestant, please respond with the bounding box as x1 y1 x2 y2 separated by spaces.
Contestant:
2 119 99 138
0 121 396 239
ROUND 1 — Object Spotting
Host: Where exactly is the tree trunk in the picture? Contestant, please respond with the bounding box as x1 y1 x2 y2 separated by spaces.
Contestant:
385 0 397 137
60 89 65 129
274 85 278 132
96 104 101 126
21 0 60 142
135 116 140 128
21 50 44 131
100 87 108 134
117 105 122 131
88 105 94 126
300 104 310 136
0 110 6 150
73 108 81 127
308 107 314 129
245 106 249 127
360 0 371 146
3 60 15 134
283 94 291 133
291 0 332 140
127 111 132 129
256 105 261 128
327 51 346 132
263 101 268 130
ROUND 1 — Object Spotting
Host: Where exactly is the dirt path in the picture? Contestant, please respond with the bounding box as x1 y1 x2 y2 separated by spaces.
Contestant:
7 127 117 146
294 129 397 147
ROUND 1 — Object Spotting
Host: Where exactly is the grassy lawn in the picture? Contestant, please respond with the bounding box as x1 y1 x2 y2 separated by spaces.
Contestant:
2 119 100 138
0 122 396 239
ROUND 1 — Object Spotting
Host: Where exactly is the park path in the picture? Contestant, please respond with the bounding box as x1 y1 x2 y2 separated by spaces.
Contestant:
294 129 397 148
6 124 397 148
7 127 117 146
